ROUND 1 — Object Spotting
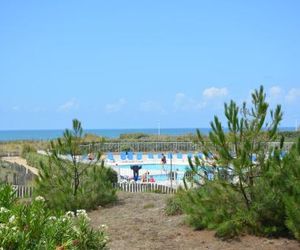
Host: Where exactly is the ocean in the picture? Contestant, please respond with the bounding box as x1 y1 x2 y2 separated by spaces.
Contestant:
0 127 295 142
0 128 207 141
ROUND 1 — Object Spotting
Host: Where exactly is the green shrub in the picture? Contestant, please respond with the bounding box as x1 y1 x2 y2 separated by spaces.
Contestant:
179 86 300 240
21 144 36 158
119 133 150 140
0 183 17 209
36 160 117 212
0 185 108 249
35 119 117 212
165 195 183 216
24 152 48 170
143 203 155 209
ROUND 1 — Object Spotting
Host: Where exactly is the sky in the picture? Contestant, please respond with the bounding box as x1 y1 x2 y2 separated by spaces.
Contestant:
0 1 300 130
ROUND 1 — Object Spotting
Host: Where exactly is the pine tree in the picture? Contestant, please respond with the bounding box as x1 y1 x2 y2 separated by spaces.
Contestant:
36 119 117 212
180 86 300 238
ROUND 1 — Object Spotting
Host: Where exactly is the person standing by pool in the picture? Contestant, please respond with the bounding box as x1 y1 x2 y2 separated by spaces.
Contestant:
161 153 167 164
161 153 167 173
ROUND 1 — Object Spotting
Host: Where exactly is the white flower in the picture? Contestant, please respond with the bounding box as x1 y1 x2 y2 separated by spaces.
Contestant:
0 207 9 214
104 235 109 242
48 216 57 221
100 224 108 230
76 209 90 220
65 211 75 218
35 196 45 202
9 215 16 224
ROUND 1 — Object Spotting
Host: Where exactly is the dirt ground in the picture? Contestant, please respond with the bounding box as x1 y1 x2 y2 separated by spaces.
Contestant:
89 192 300 250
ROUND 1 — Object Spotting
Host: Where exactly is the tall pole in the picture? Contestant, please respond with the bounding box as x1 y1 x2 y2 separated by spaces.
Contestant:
170 153 173 188
158 120 161 136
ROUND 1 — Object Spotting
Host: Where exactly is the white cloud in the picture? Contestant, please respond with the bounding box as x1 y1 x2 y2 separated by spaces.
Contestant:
105 98 126 113
57 99 79 112
12 106 20 111
203 87 228 98
285 88 300 103
174 93 206 111
140 100 165 113
269 86 282 98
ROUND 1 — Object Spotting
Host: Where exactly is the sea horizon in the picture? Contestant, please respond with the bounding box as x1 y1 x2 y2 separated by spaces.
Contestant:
0 127 296 142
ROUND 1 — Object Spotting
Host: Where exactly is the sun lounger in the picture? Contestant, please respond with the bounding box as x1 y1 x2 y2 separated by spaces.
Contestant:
148 153 154 159
167 153 173 159
127 151 134 160
107 152 114 161
177 152 183 159
137 152 143 161
197 152 204 159
120 152 127 161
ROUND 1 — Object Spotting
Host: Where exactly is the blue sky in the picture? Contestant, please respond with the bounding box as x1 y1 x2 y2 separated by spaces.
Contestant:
0 1 300 130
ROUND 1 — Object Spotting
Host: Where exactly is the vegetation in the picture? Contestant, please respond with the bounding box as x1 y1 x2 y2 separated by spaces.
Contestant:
0 183 108 249
24 152 48 170
174 86 300 239
35 119 117 212
165 195 183 216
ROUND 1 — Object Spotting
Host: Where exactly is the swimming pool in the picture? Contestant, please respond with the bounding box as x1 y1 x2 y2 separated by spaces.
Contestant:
151 173 185 182
117 164 190 182
116 163 218 182
118 164 190 172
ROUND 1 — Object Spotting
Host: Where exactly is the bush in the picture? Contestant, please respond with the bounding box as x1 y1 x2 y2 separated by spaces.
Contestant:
0 184 108 249
36 160 117 212
23 152 48 170
165 195 183 216
0 183 17 209
21 144 36 158
179 86 300 240
35 119 117 212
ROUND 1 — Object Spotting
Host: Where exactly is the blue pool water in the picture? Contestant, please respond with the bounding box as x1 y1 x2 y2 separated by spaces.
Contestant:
119 164 190 172
119 164 190 181
151 173 185 182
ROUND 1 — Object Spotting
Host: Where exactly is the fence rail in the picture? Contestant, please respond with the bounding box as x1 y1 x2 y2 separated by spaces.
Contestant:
114 182 177 194
11 183 177 198
81 141 200 153
12 185 34 198
80 141 295 153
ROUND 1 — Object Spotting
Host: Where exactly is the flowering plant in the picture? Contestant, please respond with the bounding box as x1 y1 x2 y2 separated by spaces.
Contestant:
0 184 108 249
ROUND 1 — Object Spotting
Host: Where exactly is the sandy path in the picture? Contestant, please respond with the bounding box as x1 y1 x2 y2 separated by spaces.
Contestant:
89 192 300 250
2 156 39 176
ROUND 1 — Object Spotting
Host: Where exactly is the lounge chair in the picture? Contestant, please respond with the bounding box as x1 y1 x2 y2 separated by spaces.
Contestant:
167 152 173 159
148 153 154 159
177 152 183 159
120 152 127 161
127 151 134 160
107 152 114 162
137 152 143 161
187 152 193 159
157 153 162 159
197 152 204 160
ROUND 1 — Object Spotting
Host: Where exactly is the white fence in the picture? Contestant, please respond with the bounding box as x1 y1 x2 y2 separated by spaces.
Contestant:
114 182 177 194
12 185 34 198
12 183 177 198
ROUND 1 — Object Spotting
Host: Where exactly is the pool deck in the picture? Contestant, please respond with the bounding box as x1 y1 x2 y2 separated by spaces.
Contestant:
105 153 199 187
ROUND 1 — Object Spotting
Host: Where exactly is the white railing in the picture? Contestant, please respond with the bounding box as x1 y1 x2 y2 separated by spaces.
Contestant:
12 183 177 198
12 185 34 198
114 182 177 194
